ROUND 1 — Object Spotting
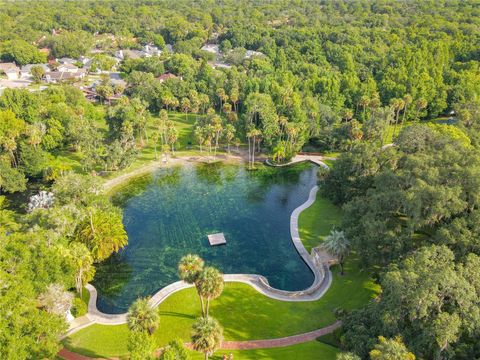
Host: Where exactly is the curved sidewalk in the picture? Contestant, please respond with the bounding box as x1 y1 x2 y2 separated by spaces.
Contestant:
265 154 330 169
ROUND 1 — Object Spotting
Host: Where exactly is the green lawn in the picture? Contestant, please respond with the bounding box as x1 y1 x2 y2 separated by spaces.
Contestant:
64 178 379 359
384 122 408 144
384 118 453 144
322 159 337 169
52 111 200 178
321 151 341 159
299 193 343 252
188 340 339 359
129 112 198 167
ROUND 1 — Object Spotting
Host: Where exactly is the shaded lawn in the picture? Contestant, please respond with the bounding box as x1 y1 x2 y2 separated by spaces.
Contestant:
384 119 449 144
131 112 197 166
299 193 343 252
52 111 200 178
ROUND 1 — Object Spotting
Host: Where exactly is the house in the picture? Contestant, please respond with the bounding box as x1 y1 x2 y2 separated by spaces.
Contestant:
165 44 174 53
109 72 127 88
20 64 50 79
57 57 77 65
156 73 177 82
212 62 232 69
0 63 20 80
114 49 145 61
245 50 265 59
44 69 86 83
201 44 221 56
57 63 79 73
143 44 162 57
79 56 92 67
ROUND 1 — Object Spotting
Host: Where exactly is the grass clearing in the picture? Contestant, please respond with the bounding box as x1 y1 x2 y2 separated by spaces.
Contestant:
299 192 343 252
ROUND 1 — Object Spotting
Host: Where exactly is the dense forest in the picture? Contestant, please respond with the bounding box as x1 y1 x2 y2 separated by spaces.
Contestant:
0 0 479 359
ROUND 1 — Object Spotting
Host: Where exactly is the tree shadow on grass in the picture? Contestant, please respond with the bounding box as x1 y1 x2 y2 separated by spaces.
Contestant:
158 311 196 320
62 339 109 359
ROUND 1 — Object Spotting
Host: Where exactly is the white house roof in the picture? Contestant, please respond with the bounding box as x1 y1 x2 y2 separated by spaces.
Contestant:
201 44 220 54
59 63 79 70
21 64 50 73
57 57 77 64
245 50 265 59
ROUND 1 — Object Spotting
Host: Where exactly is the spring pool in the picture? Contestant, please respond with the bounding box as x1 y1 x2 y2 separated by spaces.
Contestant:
93 162 318 313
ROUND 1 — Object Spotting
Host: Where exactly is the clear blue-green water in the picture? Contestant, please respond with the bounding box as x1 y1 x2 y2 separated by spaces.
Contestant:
93 162 318 314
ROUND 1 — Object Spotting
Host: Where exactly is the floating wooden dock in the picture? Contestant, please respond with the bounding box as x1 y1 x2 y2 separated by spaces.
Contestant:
208 233 226 246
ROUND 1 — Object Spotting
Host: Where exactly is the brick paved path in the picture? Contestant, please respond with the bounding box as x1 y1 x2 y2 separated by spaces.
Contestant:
57 348 96 360
220 321 341 350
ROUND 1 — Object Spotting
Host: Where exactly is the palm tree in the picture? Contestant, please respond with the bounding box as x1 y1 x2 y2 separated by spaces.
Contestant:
159 338 189 360
389 98 405 138
27 122 46 149
323 229 350 275
75 208 128 262
358 95 370 120
211 116 223 160
246 126 261 169
199 93 210 114
203 124 215 161
166 121 178 153
127 298 159 335
414 98 428 121
216 88 227 111
69 243 95 297
182 259 208 316
402 94 413 123
181 97 191 122
196 267 224 317
230 86 239 112
369 94 381 121
152 130 160 159
272 141 287 164
178 254 204 284
191 316 223 360
194 126 205 153
223 124 235 153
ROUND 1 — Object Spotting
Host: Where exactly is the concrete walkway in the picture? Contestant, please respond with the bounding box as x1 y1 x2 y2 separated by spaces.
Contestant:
265 154 331 169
